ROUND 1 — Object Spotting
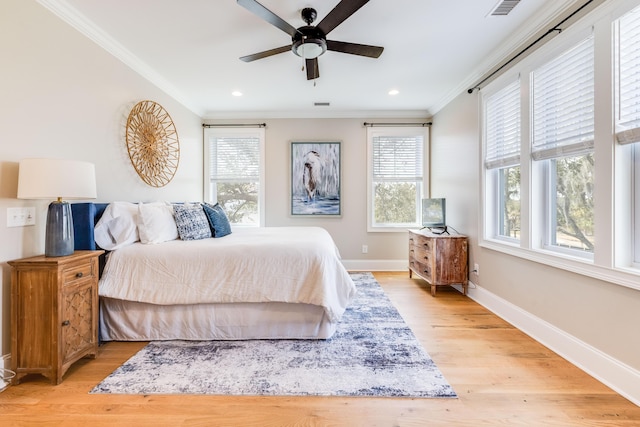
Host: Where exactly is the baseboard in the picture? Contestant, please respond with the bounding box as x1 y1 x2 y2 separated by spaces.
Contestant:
464 280 640 407
341 259 407 272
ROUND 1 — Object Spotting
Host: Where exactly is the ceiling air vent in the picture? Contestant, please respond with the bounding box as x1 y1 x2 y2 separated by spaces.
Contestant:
489 0 521 16
314 102 330 107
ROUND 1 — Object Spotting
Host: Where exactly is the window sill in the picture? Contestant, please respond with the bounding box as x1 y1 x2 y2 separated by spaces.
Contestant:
480 238 640 292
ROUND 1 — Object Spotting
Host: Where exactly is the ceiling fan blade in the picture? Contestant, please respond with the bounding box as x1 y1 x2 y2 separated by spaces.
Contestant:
240 45 291 62
237 0 298 37
306 58 319 80
326 40 383 58
317 0 370 35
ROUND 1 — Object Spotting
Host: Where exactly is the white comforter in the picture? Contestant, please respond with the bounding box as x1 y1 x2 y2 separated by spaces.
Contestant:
98 227 356 323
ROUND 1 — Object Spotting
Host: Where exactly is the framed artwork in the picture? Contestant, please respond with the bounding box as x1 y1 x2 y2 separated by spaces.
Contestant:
291 141 341 216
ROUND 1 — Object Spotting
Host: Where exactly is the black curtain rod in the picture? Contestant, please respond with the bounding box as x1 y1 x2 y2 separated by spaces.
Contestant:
202 123 266 128
467 0 594 94
364 122 432 127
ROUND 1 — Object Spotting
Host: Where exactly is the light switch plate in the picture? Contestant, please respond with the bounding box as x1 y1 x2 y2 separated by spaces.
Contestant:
7 207 36 227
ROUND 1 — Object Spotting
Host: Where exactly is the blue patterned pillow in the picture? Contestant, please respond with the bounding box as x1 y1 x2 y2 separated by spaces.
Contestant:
202 202 232 238
173 203 212 240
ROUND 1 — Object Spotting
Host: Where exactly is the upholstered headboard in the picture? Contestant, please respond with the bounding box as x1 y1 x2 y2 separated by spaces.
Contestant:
71 202 109 250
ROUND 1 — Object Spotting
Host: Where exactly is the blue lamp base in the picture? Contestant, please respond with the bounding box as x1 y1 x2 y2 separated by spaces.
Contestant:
45 201 74 257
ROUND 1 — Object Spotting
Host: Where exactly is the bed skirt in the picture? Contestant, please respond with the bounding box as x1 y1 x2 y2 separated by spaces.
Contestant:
99 298 337 341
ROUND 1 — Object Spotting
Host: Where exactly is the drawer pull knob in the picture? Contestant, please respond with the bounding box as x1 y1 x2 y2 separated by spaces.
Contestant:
75 272 83 278
62 320 70 326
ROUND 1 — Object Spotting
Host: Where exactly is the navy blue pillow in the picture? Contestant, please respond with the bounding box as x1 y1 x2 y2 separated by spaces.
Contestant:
202 202 232 238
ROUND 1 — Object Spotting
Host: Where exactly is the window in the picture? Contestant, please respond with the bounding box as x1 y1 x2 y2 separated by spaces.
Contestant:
615 5 640 265
479 0 640 289
366 127 428 231
531 35 595 256
484 79 521 241
203 127 265 226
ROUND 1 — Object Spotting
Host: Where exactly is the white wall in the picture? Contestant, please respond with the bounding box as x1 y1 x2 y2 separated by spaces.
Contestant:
0 0 202 359
204 118 412 263
432 89 640 403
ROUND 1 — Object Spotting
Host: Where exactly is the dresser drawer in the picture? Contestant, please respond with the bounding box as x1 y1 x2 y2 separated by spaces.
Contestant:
410 260 432 282
409 235 433 252
410 245 431 265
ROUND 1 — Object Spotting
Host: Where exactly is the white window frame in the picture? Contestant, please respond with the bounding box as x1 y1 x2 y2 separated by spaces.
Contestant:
614 1 640 269
479 0 640 292
366 126 429 232
482 77 522 244
203 127 266 227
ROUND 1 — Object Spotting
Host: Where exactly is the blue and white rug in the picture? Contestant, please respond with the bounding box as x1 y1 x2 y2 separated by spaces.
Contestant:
90 272 457 398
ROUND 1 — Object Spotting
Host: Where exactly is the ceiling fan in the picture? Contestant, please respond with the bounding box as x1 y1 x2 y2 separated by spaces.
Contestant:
237 0 384 80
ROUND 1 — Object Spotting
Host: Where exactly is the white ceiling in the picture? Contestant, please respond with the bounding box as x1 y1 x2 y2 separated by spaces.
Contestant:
42 0 575 118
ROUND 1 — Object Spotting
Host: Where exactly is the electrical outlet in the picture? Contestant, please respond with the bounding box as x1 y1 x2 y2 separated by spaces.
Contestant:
7 207 36 227
362 245 368 254
474 263 480 275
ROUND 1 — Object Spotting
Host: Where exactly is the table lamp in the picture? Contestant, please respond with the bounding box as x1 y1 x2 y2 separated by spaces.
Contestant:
17 158 97 257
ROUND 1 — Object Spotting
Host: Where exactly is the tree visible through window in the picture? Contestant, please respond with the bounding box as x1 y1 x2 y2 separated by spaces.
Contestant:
531 35 595 255
204 128 265 226
367 127 427 230
484 79 521 241
551 154 594 251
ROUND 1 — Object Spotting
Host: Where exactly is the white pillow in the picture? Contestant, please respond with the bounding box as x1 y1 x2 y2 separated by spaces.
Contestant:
137 202 179 244
94 202 139 250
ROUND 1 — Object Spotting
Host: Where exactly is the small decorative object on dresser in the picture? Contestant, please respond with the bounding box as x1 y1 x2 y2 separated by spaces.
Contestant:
408 229 468 296
8 250 103 384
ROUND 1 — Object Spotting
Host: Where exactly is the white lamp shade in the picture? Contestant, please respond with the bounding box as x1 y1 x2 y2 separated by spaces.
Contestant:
18 158 97 200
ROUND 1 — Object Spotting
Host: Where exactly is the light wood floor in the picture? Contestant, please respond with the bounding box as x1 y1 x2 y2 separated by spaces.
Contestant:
2 272 639 426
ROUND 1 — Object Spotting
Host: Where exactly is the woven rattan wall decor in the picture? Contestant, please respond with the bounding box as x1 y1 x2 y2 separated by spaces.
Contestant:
125 100 180 187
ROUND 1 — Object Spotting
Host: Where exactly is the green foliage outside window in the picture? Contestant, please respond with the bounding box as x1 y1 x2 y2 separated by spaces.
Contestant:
216 182 258 225
553 154 594 251
374 182 418 225
500 166 521 239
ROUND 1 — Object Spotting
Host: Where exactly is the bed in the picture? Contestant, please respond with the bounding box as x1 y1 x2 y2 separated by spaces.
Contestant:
71 202 356 341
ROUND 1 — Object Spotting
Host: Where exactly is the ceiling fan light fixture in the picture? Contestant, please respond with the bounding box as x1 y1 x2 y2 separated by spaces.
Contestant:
293 38 326 59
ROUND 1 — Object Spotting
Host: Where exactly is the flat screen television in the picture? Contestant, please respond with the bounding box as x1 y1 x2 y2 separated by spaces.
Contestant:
422 198 446 229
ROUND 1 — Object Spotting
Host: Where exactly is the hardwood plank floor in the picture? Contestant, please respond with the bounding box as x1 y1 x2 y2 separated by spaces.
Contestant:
1 271 639 426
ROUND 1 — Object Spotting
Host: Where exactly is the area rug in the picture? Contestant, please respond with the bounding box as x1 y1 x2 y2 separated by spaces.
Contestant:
90 272 456 398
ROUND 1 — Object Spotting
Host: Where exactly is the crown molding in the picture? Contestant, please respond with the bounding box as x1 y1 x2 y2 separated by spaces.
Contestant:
202 109 430 120
429 0 585 115
36 0 204 117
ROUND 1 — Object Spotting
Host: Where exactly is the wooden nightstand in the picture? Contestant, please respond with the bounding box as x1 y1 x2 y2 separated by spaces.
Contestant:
8 250 103 384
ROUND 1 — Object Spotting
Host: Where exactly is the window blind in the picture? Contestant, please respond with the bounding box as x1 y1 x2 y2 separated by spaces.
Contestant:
485 79 521 169
531 35 595 161
616 5 640 145
372 136 423 180
209 136 260 180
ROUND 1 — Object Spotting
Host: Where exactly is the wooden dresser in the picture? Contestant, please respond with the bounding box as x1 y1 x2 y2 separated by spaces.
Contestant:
9 250 103 384
408 229 468 296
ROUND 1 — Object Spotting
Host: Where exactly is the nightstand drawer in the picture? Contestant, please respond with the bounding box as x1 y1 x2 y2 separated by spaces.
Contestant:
62 262 95 284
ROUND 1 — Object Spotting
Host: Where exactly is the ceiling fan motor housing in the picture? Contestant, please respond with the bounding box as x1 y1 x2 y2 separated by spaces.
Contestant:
292 25 327 59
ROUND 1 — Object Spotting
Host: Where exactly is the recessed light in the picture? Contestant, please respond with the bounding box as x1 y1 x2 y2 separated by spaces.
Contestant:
232 91 243 97
388 89 399 96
